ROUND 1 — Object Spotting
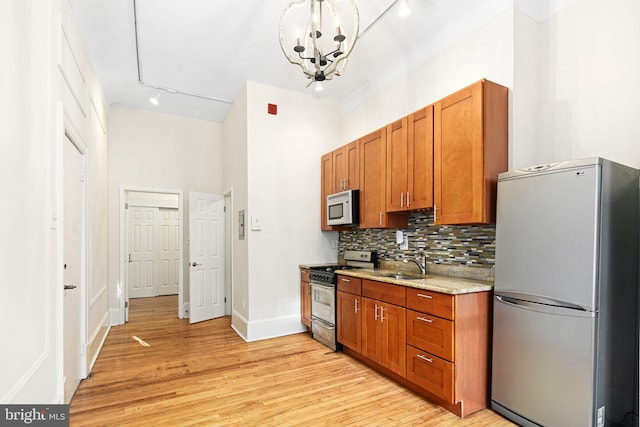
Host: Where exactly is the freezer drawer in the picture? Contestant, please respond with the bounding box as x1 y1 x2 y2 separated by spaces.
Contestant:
491 295 597 426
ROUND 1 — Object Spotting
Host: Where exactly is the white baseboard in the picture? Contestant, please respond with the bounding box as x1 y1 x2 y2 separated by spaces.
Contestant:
245 314 306 342
85 312 110 377
109 308 122 326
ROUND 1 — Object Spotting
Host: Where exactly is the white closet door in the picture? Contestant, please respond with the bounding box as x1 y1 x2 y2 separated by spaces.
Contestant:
128 207 158 298
158 208 180 296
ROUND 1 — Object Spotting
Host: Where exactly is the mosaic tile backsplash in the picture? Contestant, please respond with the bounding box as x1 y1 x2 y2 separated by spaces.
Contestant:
339 211 496 277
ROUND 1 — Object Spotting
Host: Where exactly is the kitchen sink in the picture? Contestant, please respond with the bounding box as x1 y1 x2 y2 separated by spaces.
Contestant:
375 272 425 280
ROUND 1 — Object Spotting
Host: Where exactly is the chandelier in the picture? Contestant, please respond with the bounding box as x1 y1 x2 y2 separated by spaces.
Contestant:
278 0 360 91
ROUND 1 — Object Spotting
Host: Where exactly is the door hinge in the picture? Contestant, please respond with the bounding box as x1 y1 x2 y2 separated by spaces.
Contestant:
125 202 129 209
224 297 227 303
125 301 129 308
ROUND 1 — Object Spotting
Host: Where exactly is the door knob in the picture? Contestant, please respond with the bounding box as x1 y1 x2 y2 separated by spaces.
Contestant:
191 262 201 267
64 284 77 290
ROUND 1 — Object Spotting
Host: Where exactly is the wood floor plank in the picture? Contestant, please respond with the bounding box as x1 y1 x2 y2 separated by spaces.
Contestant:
70 295 515 426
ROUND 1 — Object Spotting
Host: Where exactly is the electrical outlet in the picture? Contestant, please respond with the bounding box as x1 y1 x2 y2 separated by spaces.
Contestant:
400 236 409 250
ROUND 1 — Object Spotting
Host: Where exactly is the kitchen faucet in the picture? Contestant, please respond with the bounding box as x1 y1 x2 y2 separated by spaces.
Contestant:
403 254 427 275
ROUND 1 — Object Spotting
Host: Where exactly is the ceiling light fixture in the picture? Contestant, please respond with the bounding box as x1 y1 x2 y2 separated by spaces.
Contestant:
398 0 411 17
279 0 360 88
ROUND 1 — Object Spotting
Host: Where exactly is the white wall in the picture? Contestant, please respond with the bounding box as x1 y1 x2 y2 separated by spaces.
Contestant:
222 81 340 341
107 105 222 322
221 85 249 337
59 0 111 380
532 0 640 169
1 0 110 402
0 0 59 403
340 10 514 146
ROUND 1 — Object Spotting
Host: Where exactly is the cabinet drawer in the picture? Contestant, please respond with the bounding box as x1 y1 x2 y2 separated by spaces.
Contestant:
362 280 406 306
337 275 362 295
407 310 454 362
301 269 310 282
406 345 454 404
406 288 454 320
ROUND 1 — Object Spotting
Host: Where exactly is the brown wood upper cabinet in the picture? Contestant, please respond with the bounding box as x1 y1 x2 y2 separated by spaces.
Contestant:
320 152 333 231
332 140 360 193
386 106 434 212
359 129 408 229
321 140 360 231
433 79 508 224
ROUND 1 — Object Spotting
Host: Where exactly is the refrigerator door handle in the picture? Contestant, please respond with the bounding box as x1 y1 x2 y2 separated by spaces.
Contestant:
495 294 596 318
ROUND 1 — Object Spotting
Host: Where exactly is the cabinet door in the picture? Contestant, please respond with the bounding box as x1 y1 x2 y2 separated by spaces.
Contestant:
345 140 360 190
407 345 454 403
332 140 360 193
301 281 311 327
386 118 408 212
434 79 507 224
321 153 333 231
380 303 406 377
359 129 386 228
434 81 483 224
407 106 434 210
333 147 346 193
337 291 361 352
361 298 382 362
406 309 453 361
360 129 408 229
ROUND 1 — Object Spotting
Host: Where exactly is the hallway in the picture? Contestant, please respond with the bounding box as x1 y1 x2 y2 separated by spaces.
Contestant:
69 296 513 426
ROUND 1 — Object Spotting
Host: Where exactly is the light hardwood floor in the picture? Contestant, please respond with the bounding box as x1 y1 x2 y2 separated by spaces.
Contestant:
70 296 515 426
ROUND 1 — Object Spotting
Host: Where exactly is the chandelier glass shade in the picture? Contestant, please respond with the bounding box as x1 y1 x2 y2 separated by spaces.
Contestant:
278 0 360 84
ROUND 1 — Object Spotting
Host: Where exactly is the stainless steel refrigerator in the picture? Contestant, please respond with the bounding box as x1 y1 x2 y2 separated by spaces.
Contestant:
491 158 639 427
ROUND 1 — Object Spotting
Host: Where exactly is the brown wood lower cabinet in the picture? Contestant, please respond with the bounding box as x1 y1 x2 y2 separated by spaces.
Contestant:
300 269 311 328
337 290 361 351
336 274 491 418
406 344 454 403
361 298 406 377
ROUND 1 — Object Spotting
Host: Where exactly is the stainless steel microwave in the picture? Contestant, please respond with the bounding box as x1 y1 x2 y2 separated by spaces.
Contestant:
327 189 359 226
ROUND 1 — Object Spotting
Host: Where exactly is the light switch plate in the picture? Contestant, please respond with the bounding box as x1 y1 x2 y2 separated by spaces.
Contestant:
251 216 262 231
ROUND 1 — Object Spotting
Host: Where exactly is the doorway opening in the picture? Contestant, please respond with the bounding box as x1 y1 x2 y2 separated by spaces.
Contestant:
119 187 184 323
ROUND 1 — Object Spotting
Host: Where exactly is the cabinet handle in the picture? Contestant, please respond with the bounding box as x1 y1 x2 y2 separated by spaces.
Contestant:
417 316 433 323
379 211 383 225
354 298 359 313
416 293 433 299
341 278 351 283
374 303 379 320
417 354 433 363
380 306 385 323
400 192 404 208
434 203 437 223
407 192 411 207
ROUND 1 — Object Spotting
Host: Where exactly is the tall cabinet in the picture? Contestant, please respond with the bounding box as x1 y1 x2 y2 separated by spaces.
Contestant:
433 79 508 224
360 128 408 229
386 106 434 212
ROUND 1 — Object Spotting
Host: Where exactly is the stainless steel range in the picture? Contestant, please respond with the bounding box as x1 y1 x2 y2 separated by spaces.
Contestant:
309 250 378 351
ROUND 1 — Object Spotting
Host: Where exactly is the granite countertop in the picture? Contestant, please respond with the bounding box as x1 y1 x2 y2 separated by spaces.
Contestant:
334 268 493 295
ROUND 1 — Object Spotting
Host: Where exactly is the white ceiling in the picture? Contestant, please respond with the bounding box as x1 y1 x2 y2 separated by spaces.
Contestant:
69 0 573 123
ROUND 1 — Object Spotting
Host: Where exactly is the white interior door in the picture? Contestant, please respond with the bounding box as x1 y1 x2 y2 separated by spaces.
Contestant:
189 192 225 323
158 208 180 296
63 136 83 403
128 207 158 298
